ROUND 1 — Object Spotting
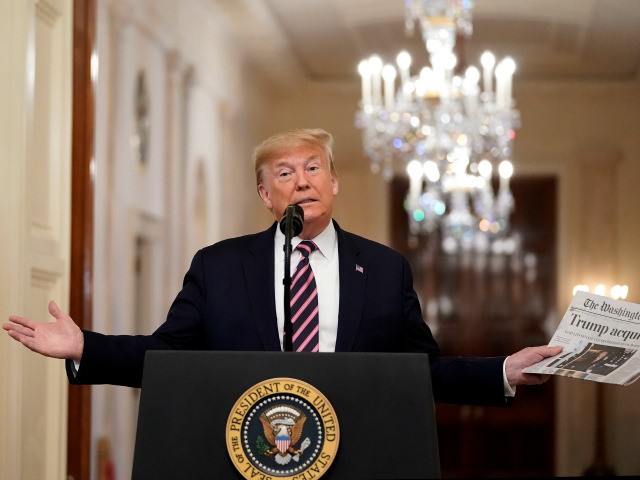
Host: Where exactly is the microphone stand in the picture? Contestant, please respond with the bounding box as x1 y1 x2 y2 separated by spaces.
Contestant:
282 210 294 352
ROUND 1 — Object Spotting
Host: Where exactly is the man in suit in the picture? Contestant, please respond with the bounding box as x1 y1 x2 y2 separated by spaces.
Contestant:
3 128 561 406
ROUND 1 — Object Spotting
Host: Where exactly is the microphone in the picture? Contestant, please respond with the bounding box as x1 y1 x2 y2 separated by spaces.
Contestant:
280 204 304 237
281 204 304 351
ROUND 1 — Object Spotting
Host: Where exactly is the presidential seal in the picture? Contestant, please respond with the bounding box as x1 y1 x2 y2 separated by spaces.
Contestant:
226 378 340 479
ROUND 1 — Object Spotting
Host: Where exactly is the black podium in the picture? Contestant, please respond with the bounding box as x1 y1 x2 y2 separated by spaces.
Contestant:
132 351 440 479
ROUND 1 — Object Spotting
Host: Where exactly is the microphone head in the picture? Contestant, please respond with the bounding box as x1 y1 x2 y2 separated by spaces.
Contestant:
280 204 304 237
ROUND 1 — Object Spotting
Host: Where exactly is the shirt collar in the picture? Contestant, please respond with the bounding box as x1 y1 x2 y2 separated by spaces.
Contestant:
274 220 337 262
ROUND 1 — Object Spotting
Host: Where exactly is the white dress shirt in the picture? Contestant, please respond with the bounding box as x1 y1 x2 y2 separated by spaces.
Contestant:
274 222 339 352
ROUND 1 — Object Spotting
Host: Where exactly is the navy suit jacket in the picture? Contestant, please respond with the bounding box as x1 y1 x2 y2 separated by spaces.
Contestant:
69 221 509 406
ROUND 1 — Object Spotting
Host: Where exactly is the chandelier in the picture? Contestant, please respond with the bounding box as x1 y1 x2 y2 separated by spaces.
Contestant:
355 0 520 253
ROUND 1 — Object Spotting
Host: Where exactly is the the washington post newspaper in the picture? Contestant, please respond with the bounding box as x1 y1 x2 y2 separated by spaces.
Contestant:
523 291 640 385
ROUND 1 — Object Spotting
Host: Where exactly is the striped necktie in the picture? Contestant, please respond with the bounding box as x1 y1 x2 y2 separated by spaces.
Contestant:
290 240 319 352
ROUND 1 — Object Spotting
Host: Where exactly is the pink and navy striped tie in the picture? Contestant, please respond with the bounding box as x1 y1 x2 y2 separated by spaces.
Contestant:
290 241 319 352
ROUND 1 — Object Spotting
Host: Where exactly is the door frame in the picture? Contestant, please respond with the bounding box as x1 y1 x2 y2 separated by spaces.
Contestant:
67 0 95 478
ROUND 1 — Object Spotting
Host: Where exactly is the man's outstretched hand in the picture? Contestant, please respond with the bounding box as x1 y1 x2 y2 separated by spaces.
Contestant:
3 300 84 362
506 345 563 386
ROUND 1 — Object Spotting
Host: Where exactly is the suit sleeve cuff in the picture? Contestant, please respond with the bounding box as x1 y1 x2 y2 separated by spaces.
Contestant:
503 356 516 397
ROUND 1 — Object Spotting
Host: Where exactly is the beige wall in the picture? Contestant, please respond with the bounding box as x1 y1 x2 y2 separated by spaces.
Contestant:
0 0 72 478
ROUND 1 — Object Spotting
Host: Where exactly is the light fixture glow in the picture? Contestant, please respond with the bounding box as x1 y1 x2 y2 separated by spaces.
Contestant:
356 0 520 251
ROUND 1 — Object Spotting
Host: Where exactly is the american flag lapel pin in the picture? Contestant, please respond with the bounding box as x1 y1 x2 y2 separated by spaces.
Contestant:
355 264 364 273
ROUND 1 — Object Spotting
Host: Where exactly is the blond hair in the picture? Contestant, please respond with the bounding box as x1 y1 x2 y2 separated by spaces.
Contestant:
253 128 338 188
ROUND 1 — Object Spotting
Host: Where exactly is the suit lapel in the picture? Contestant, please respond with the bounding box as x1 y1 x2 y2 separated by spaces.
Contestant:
242 221 367 352
244 223 281 350
334 222 367 352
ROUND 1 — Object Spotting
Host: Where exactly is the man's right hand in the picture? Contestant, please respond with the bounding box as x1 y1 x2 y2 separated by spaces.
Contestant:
3 300 84 362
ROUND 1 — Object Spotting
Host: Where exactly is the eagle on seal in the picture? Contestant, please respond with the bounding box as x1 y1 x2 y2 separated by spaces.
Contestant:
259 412 307 457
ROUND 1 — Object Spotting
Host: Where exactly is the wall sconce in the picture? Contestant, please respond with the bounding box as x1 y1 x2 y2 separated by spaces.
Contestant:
573 284 629 300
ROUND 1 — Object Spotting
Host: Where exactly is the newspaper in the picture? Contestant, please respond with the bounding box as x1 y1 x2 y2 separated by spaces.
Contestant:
523 291 640 386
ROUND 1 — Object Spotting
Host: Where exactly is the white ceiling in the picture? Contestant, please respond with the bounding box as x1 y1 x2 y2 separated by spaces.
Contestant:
213 0 640 89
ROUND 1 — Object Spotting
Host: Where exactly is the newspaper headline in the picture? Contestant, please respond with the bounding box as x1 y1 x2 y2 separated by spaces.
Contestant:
523 291 640 386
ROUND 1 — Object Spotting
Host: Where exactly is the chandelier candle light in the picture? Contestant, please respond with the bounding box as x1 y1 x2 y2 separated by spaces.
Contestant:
355 0 521 252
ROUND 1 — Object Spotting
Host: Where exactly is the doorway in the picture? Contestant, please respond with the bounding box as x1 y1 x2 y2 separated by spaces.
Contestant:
391 175 558 477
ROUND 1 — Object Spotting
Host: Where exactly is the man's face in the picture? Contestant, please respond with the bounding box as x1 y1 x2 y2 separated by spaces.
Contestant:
258 144 339 239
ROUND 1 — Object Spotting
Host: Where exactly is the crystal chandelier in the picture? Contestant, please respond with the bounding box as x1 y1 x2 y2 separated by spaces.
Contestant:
355 0 520 253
